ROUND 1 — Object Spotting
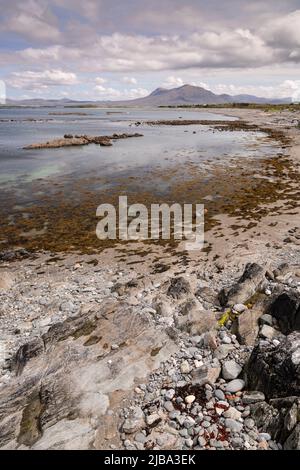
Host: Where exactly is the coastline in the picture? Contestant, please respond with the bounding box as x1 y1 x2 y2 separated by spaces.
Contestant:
0 107 299 450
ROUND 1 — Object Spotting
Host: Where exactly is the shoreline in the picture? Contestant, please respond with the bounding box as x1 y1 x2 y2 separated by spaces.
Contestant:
0 108 299 450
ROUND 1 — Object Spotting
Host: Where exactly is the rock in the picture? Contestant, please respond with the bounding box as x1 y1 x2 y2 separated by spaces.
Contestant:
225 379 245 393
164 401 174 412
260 325 278 340
233 307 262 346
203 331 218 350
0 271 14 290
24 133 143 150
167 277 190 299
185 395 195 405
284 424 300 450
225 418 243 433
197 436 207 447
258 440 268 450
135 432 147 444
156 301 173 318
222 360 242 380
214 344 235 360
180 361 191 374
258 432 271 442
268 291 300 335
223 407 242 420
259 314 273 326
244 418 255 430
191 365 221 386
215 389 226 401
232 304 248 314
195 286 218 305
218 263 265 307
177 308 216 336
242 391 265 404
145 413 161 426
245 332 300 399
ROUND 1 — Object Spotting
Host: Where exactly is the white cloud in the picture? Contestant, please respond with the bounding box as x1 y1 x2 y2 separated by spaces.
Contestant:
95 77 107 84
93 85 148 100
8 69 79 90
211 80 300 101
261 10 300 48
122 76 137 84
162 76 184 88
2 0 61 42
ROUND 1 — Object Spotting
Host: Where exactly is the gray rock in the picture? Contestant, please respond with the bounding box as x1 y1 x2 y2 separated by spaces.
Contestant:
222 360 242 380
135 432 147 444
215 389 225 401
245 332 300 399
225 379 245 393
242 391 265 404
225 418 243 433
218 263 265 307
259 314 273 326
260 325 277 340
191 365 221 386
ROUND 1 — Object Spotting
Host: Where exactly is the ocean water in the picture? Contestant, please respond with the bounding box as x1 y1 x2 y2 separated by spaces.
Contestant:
0 106 283 251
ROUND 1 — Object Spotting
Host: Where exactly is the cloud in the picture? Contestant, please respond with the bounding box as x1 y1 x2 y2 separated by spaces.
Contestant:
1 0 61 42
211 80 300 101
93 84 148 100
162 76 184 88
8 69 79 90
95 77 107 84
261 10 300 48
122 76 137 84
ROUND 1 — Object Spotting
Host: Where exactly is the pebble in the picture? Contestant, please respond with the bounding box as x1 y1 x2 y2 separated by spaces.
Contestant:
225 379 245 393
258 433 271 442
164 401 174 412
185 395 196 405
222 360 242 380
225 418 243 433
215 389 225 400
180 360 192 374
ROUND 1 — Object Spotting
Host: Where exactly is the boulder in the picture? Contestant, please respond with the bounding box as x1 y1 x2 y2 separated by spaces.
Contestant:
218 263 265 307
245 331 300 399
259 325 278 340
267 291 300 335
232 307 262 346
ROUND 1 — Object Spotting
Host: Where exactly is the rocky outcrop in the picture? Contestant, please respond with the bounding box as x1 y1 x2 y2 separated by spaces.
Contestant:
0 301 178 449
267 290 300 334
23 133 143 150
245 332 300 399
218 263 266 307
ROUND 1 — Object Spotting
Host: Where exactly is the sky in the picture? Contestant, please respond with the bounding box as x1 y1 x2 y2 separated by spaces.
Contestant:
1 0 300 101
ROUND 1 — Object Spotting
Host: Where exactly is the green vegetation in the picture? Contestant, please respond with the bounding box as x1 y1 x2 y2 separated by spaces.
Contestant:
159 103 300 112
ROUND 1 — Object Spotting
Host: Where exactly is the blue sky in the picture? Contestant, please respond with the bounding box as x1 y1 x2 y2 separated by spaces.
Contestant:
1 0 300 101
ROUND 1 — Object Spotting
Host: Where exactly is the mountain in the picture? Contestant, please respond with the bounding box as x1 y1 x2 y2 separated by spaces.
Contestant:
4 84 291 107
119 85 290 106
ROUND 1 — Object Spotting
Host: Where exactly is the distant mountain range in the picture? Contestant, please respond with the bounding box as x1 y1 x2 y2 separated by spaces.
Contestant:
4 84 291 107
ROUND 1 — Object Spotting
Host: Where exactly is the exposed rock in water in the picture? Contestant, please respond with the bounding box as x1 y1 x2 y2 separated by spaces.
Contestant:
23 133 143 150
245 332 300 399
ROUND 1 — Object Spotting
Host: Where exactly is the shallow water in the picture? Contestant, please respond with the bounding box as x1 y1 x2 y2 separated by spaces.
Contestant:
0 106 284 251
